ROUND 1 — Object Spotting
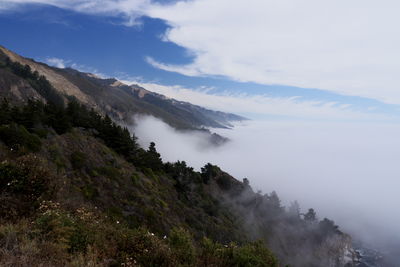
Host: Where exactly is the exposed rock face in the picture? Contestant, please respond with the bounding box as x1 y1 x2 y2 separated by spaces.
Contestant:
0 68 44 104
0 46 95 107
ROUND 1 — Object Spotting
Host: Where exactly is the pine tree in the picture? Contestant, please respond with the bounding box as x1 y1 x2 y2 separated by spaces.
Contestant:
304 208 317 222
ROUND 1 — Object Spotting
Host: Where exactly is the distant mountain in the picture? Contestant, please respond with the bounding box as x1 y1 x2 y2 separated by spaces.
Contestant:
0 45 247 132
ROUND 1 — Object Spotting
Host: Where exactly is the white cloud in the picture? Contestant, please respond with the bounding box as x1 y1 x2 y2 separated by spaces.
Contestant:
42 56 109 77
132 81 389 121
45 57 66 68
1 0 151 21
145 0 400 104
5 0 400 104
145 56 202 77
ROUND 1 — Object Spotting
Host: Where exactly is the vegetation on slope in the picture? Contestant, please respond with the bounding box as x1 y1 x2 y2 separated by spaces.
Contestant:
0 59 354 266
0 99 278 266
0 64 278 265
0 46 246 131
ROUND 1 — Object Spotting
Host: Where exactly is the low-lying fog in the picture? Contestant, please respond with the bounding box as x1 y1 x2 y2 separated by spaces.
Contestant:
132 115 400 251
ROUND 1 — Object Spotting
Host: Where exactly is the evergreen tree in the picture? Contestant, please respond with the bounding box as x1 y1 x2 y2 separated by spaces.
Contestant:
288 200 300 218
304 208 317 222
0 99 11 125
201 163 218 184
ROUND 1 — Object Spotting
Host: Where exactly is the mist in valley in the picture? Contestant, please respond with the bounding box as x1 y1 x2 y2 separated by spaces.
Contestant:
132 115 400 258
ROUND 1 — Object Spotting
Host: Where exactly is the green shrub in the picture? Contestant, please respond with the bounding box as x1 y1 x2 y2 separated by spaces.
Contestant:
0 123 41 152
143 167 158 180
168 227 196 265
217 174 233 190
32 127 49 138
200 238 278 267
0 156 50 199
131 172 140 185
48 145 66 171
143 207 157 224
70 151 87 170
221 241 278 267
34 202 93 254
81 184 98 200
95 166 120 180
127 228 176 267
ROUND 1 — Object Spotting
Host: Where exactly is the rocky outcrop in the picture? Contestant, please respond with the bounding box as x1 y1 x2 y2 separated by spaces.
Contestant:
0 68 44 104
0 46 96 107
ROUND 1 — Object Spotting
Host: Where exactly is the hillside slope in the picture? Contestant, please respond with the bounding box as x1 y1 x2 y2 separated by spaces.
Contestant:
0 45 246 131
0 100 355 266
0 48 357 266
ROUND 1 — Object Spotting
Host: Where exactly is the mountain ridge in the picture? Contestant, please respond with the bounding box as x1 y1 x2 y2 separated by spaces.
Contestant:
0 45 247 132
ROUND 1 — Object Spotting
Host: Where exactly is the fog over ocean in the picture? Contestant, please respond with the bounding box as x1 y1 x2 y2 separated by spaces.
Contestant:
133 115 400 254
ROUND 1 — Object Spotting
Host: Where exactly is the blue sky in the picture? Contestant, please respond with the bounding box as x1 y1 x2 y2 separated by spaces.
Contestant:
1 1 400 121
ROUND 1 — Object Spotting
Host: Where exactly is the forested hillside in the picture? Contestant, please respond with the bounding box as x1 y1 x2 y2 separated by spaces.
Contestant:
0 54 356 266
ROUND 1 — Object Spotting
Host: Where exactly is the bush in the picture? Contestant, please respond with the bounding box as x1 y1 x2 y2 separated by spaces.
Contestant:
34 202 93 253
200 238 278 267
217 174 233 191
70 151 87 170
226 241 278 267
131 172 140 186
124 228 176 266
0 123 41 152
95 166 121 180
81 185 98 200
201 163 219 184
168 227 196 265
0 155 50 199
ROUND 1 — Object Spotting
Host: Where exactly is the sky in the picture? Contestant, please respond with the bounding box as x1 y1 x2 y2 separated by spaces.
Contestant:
2 0 400 252
2 0 400 121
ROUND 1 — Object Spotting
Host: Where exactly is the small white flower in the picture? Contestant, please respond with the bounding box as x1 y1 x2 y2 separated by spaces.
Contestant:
116 220 120 224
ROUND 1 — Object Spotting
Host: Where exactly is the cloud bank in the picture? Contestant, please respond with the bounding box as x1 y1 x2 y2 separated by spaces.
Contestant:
131 81 389 121
133 115 400 249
